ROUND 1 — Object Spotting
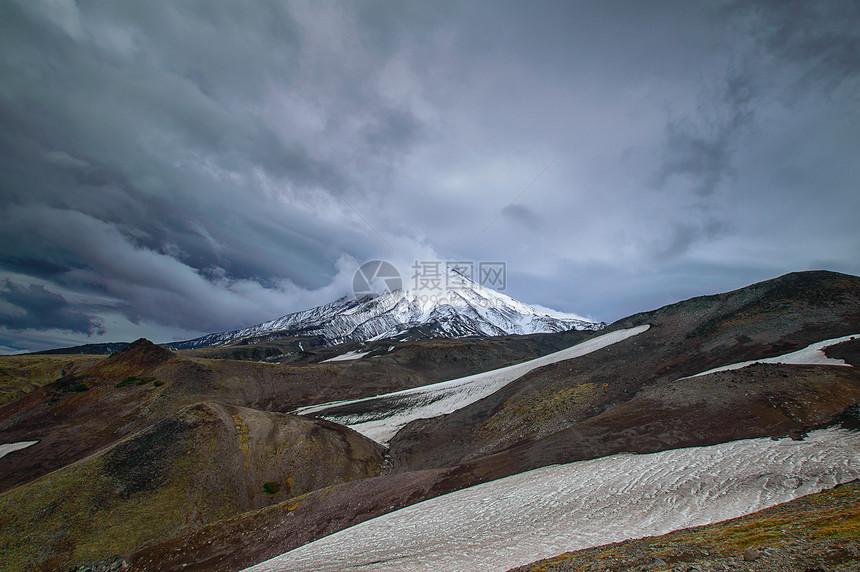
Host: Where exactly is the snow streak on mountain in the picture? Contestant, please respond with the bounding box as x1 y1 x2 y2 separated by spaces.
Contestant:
296 325 649 444
171 270 601 349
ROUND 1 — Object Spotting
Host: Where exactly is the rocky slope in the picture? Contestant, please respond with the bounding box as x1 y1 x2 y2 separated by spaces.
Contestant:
0 331 596 570
0 353 103 407
0 270 858 571
0 332 591 495
386 270 860 472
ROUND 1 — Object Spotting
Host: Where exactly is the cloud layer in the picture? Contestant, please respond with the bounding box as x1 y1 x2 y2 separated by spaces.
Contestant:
1 1 858 352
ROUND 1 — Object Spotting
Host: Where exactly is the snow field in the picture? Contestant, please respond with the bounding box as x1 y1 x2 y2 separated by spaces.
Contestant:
242 428 860 572
0 440 38 459
296 325 650 444
685 333 858 379
321 350 371 362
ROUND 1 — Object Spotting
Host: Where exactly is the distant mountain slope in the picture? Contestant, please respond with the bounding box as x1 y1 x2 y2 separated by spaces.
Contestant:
385 270 860 471
296 325 650 444
170 270 601 350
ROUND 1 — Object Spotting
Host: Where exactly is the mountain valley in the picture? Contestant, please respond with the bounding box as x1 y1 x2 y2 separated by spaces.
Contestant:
0 270 859 571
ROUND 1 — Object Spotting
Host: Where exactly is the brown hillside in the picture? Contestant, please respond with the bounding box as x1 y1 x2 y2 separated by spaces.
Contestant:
0 401 384 571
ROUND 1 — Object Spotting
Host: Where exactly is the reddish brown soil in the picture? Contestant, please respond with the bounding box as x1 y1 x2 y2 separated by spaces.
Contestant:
6 270 860 571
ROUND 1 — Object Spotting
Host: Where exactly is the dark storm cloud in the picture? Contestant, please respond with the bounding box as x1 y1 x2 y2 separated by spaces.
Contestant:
0 280 104 335
651 66 756 198
501 205 542 232
657 219 733 263
640 0 859 274
654 0 860 203
0 0 857 352
365 108 425 154
652 116 737 198
0 205 363 333
728 0 860 86
0 0 417 348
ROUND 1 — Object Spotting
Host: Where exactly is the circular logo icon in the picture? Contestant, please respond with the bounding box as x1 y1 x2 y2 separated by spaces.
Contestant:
352 260 402 299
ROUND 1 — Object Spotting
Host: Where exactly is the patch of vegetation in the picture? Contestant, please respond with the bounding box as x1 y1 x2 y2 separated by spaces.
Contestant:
232 413 251 455
718 517 793 548
105 417 194 498
72 383 90 392
153 379 164 387
115 375 159 388
0 453 193 572
481 380 605 438
263 481 281 496
0 355 103 407
116 376 140 387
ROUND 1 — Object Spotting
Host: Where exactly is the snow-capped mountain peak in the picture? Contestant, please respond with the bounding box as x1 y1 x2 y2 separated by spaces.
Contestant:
171 269 602 349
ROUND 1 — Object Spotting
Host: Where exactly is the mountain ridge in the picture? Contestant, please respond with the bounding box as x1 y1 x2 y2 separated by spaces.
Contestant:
168 271 601 350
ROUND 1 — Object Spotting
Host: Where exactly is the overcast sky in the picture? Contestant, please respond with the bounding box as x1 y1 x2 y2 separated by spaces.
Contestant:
1 1 858 353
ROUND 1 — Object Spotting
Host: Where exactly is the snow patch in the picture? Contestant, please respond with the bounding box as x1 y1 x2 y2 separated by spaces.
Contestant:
321 350 371 363
685 333 857 379
0 440 38 459
242 428 860 572
296 325 650 444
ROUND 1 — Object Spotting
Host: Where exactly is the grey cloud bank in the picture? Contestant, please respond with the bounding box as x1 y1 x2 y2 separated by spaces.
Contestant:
1 0 858 352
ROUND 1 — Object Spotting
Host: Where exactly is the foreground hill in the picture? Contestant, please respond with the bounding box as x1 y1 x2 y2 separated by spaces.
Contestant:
0 402 383 571
0 330 593 569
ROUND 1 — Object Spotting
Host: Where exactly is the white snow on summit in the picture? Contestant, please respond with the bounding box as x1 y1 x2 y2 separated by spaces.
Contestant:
172 268 601 349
